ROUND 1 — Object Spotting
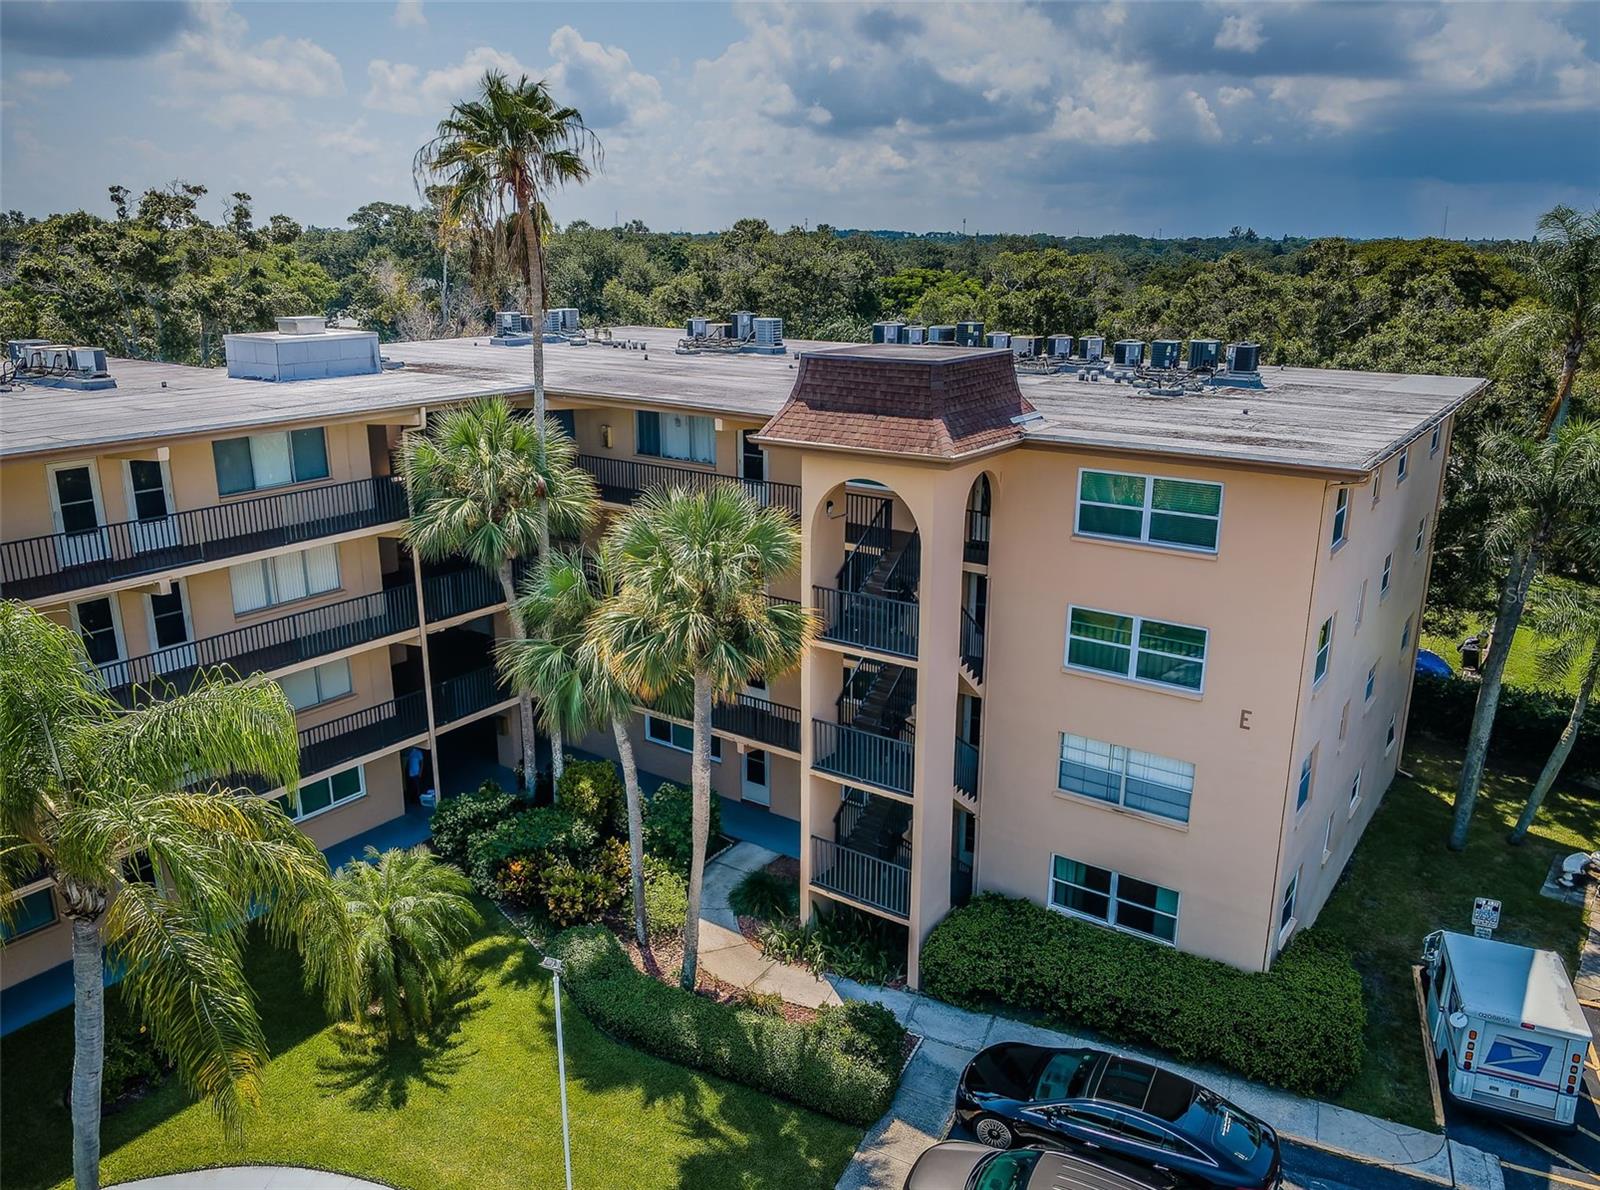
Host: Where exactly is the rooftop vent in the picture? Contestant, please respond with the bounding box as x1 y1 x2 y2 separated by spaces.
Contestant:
225 317 381 381
275 315 328 336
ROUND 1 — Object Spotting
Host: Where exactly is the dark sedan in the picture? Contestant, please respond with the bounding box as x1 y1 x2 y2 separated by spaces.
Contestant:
904 1142 1172 1190
954 1044 1282 1190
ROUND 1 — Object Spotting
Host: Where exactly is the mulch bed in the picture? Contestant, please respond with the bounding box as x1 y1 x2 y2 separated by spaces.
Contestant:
618 932 820 1025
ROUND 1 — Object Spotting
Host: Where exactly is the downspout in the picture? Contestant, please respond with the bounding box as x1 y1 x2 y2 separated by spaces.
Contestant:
1397 415 1456 768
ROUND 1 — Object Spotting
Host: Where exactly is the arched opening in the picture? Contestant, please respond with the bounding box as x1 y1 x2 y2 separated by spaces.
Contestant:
964 473 992 565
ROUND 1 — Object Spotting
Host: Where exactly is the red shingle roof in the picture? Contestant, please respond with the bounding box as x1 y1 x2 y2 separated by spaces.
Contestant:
753 345 1036 459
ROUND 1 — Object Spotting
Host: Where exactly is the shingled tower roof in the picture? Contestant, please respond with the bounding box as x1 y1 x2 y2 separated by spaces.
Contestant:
752 344 1037 460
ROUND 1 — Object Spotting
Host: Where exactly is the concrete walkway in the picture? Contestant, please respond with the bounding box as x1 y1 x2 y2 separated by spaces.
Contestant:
698 841 841 1009
831 980 1503 1190
111 1168 391 1189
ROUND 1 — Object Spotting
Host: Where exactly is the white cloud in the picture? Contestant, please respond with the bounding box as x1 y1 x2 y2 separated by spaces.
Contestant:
15 68 72 89
1216 85 1254 107
1185 90 1223 142
1263 77 1403 131
364 46 529 115
163 3 343 98
545 26 667 128
316 120 385 158
205 93 295 131
1214 13 1264 54
393 0 425 30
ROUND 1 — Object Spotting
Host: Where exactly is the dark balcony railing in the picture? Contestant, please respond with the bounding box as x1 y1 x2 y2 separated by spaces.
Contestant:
103 586 418 705
960 608 985 682
714 693 801 753
813 719 914 795
433 666 513 726
965 509 991 565
955 737 980 799
576 454 798 517
229 690 429 795
814 586 919 659
1 476 407 602
811 835 910 919
838 496 892 592
422 565 503 622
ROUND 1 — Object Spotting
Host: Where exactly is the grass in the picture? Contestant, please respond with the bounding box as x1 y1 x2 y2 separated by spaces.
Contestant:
0 903 862 1190
1318 739 1598 1130
1422 620 1580 694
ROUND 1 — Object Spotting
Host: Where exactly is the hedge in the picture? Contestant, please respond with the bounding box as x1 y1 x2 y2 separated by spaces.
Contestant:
551 926 904 1126
920 895 1365 1096
1409 674 1596 778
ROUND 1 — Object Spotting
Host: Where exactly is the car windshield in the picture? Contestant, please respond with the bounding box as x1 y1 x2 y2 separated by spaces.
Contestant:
969 1150 1043 1190
1033 1050 1097 1101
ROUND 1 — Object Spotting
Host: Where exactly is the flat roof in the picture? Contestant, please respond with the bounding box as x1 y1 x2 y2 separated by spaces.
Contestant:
1441 931 1591 1038
0 325 1484 475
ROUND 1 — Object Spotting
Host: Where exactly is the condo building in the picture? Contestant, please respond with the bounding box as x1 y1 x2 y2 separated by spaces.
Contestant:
0 318 1482 1007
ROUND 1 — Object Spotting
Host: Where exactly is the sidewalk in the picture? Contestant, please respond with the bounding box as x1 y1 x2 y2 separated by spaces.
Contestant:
830 979 1504 1190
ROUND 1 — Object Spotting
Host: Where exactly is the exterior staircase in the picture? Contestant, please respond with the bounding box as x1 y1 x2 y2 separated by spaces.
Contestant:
835 789 912 864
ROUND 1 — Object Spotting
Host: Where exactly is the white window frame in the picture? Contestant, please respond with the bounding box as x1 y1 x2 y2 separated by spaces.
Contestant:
1313 615 1334 687
1064 604 1209 694
70 594 127 675
1385 714 1397 755
1365 662 1378 705
1380 554 1392 600
1323 813 1335 864
284 763 366 822
643 713 722 761
1349 768 1363 816
1430 425 1442 456
46 459 107 535
143 578 195 655
229 544 341 616
1354 579 1367 630
1396 448 1410 485
1073 468 1224 555
1415 518 1426 556
213 427 330 497
1279 870 1300 948
1401 615 1413 655
1046 853 1180 946
1330 488 1349 550
279 657 354 712
1371 469 1383 507
1056 732 1195 824
1296 751 1315 812
122 456 176 524
1338 700 1350 741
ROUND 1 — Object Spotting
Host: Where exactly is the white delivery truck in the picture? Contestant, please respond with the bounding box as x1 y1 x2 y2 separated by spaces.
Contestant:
1421 930 1592 1127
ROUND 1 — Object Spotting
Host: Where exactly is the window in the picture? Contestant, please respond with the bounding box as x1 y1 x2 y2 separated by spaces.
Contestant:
1396 448 1409 485
1380 554 1392 599
229 543 340 614
1330 489 1349 549
1065 606 1208 692
1371 469 1382 506
213 428 328 495
72 597 122 666
0 887 57 941
635 411 714 465
1323 813 1335 863
279 764 364 820
1401 615 1413 654
1057 733 1195 823
1430 425 1442 456
644 714 722 760
1280 870 1299 939
1354 579 1367 630
1365 662 1377 704
1415 518 1427 555
1338 700 1350 741
1075 470 1223 553
1313 616 1334 685
1385 714 1397 753
278 658 353 711
1296 752 1314 810
1349 768 1363 814
1049 855 1178 944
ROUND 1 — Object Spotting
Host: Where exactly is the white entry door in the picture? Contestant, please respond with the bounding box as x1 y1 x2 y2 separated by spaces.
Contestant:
125 458 179 553
145 582 197 676
742 748 771 806
47 461 109 568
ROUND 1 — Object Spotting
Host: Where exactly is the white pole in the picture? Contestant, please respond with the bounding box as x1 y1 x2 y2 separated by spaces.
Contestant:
543 955 574 1190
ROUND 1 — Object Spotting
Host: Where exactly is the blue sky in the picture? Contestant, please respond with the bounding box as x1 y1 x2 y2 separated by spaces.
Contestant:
2 1 1597 239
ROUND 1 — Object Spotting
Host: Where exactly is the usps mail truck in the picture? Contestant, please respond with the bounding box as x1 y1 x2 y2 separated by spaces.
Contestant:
1421 930 1592 1127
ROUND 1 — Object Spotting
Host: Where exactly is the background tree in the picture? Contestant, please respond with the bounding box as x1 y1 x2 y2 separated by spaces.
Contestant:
1450 420 1600 849
594 486 815 988
0 603 351 1190
399 398 596 785
333 846 481 1040
499 546 650 942
1508 581 1600 843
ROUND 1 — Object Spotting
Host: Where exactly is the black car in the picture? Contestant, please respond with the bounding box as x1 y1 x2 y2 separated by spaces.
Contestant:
904 1142 1172 1190
954 1044 1281 1190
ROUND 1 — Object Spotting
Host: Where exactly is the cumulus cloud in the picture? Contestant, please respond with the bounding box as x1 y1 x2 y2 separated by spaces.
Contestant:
545 26 667 128
316 120 385 158
1214 13 1264 53
1185 90 1223 141
393 0 425 29
364 46 529 115
164 3 343 98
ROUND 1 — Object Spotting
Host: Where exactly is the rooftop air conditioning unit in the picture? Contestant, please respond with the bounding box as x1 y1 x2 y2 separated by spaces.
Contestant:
68 347 109 376
7 338 50 366
1187 339 1222 370
1113 339 1145 367
751 317 784 351
872 321 906 344
986 331 1011 349
729 311 754 341
1047 335 1074 359
1150 340 1181 369
956 321 985 347
904 325 926 345
1080 335 1105 361
928 325 957 344
1226 342 1261 373
498 311 524 336
686 316 710 338
1012 335 1044 358
547 307 579 333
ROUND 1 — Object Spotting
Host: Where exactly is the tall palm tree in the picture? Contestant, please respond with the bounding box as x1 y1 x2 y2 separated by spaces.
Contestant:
415 69 602 434
1508 581 1600 843
334 846 482 1040
0 602 351 1190
594 486 815 988
399 398 596 785
1496 205 1600 437
1451 420 1600 849
498 546 650 942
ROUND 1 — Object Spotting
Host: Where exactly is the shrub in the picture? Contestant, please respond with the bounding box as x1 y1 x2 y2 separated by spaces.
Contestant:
552 926 904 1126
557 759 626 838
466 806 588 900
813 1001 905 1071
541 838 630 927
643 782 722 873
1410 673 1598 778
920 895 1365 1096
100 1010 168 1104
429 782 518 870
629 858 688 940
729 867 799 922
758 905 907 985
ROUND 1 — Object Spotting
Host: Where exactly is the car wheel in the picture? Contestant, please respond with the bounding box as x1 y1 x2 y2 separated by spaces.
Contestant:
973 1115 1014 1150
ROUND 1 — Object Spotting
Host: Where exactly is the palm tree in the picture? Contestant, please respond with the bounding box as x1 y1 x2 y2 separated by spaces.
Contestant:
0 602 351 1190
333 846 482 1039
1496 205 1600 437
1451 419 1600 849
594 486 815 988
498 546 650 942
1508 581 1600 843
399 398 596 785
415 69 602 434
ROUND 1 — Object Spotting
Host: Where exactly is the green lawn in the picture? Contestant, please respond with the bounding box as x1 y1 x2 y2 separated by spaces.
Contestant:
1422 621 1580 694
0 905 862 1190
1318 740 1597 1130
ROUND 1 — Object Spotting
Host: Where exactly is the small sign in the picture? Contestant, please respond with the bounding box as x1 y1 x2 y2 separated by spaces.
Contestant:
1473 897 1502 938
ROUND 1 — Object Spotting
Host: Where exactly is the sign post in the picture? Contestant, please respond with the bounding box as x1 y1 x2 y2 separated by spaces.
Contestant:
1472 897 1502 940
541 955 574 1190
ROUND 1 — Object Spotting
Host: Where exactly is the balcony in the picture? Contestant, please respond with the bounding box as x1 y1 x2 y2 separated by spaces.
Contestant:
233 690 429 795
714 693 802 753
954 738 979 800
103 586 418 706
422 565 503 623
1 476 408 602
433 665 514 726
811 835 910 919
576 454 798 517
960 608 985 682
964 509 991 566
813 719 913 795
814 586 919 659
